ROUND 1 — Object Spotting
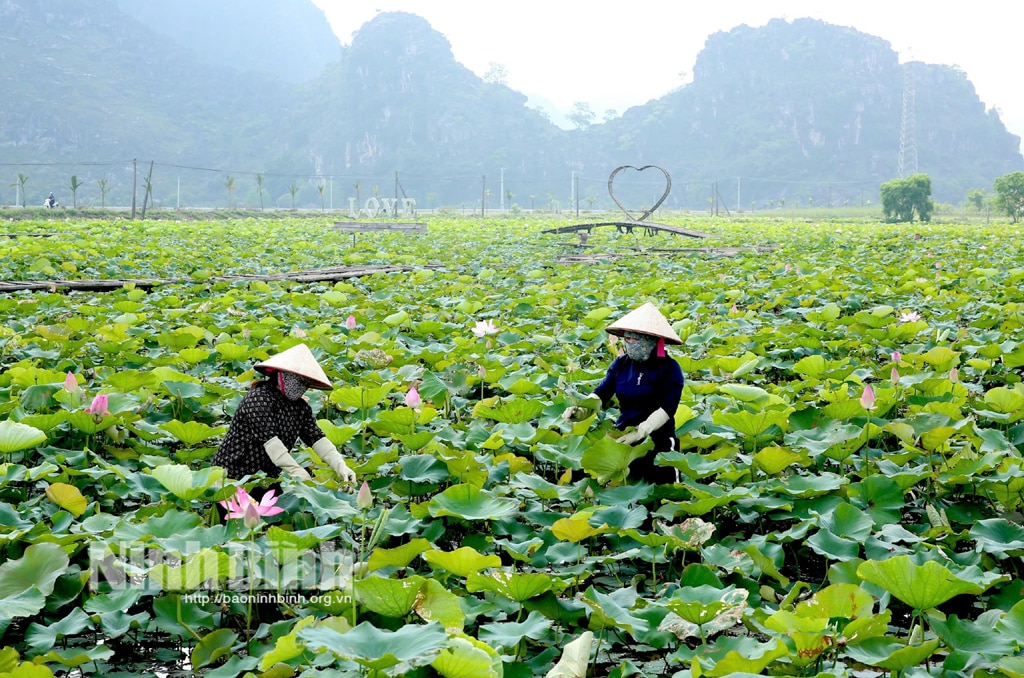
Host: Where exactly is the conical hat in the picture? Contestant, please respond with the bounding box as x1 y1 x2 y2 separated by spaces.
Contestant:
254 343 333 390
606 302 682 344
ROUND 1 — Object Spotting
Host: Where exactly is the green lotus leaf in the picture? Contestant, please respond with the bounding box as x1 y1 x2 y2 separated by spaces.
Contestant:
24 607 92 654
795 582 875 619
149 548 234 591
298 620 446 670
919 346 958 367
65 411 117 435
354 574 427 617
161 380 206 399
580 435 651 484
664 585 747 626
367 538 431 572
177 347 211 364
414 578 466 632
580 586 649 639
472 397 544 424
422 547 502 577
44 482 88 517
983 387 1024 414
17 384 60 411
431 634 501 678
0 542 70 621
16 412 67 433
106 369 159 392
843 637 940 672
0 420 47 453
551 512 608 543
479 610 552 651
970 518 1024 558
792 354 828 378
427 484 519 521
467 571 558 602
369 407 417 436
267 525 338 565
692 636 788 677
159 420 227 446
331 384 393 410
191 628 239 670
752 446 802 474
929 614 1016 658
856 556 999 610
214 343 249 361
149 464 224 501
712 407 789 438
316 419 359 447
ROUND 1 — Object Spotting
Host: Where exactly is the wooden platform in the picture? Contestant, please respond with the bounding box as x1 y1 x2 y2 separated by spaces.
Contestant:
0 264 422 294
542 221 712 238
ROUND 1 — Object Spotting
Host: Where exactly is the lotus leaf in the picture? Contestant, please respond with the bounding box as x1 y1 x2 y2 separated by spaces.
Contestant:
44 482 87 517
298 620 446 670
857 556 1000 610
428 484 519 521
354 574 426 617
0 543 70 621
423 547 502 577
0 420 47 453
431 634 502 678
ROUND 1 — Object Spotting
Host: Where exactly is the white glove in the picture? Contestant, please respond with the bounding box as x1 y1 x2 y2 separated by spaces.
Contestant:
562 406 584 421
264 437 312 480
617 408 671 446
313 437 357 483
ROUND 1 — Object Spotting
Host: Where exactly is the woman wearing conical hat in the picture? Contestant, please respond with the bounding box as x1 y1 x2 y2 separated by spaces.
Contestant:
212 343 357 484
564 302 683 484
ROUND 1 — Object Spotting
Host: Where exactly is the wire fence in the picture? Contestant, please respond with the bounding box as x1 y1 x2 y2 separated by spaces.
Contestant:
1 159 886 213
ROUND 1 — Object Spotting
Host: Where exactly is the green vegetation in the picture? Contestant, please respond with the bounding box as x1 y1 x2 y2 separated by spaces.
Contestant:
0 215 1023 675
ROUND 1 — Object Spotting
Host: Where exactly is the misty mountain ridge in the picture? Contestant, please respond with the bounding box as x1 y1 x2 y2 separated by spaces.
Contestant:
1 2 1019 210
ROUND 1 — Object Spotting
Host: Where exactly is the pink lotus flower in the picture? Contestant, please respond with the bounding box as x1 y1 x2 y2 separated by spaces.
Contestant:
346 315 357 330
64 372 79 392
859 384 876 410
891 351 902 363
219 487 283 528
949 367 959 384
405 386 421 408
898 311 921 324
293 326 307 338
472 319 499 337
784 263 793 272
356 481 373 511
86 394 109 416
935 261 943 269
891 366 900 385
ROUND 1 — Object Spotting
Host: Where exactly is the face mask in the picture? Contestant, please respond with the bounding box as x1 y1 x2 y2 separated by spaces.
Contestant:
623 332 657 361
277 371 309 400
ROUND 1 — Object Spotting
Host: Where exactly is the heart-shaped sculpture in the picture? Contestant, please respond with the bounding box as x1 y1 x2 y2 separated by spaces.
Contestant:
607 164 672 222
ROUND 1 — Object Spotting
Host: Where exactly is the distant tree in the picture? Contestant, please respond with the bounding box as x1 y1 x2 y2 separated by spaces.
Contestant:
317 182 326 213
69 174 83 208
993 172 1024 222
288 183 299 209
602 109 618 123
880 173 934 222
965 188 987 211
9 173 28 207
256 174 265 211
98 178 110 208
353 182 361 204
567 102 595 130
483 62 508 85
529 195 536 211
224 176 236 208
426 192 436 210
505 190 514 212
586 195 597 211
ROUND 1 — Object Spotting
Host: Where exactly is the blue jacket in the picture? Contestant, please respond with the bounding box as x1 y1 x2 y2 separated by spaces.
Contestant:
593 353 683 449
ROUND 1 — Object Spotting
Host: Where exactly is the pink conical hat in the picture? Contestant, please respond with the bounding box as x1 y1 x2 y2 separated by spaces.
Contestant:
606 302 682 344
254 343 333 390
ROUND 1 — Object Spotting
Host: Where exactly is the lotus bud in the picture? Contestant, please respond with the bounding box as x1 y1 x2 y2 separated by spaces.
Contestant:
346 315 357 330
357 481 373 511
859 384 876 410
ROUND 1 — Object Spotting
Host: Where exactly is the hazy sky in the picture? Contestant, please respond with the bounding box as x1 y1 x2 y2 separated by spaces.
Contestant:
312 1 1024 140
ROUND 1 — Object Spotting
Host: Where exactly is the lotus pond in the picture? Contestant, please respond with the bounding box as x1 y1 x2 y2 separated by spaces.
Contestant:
1 215 1024 677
